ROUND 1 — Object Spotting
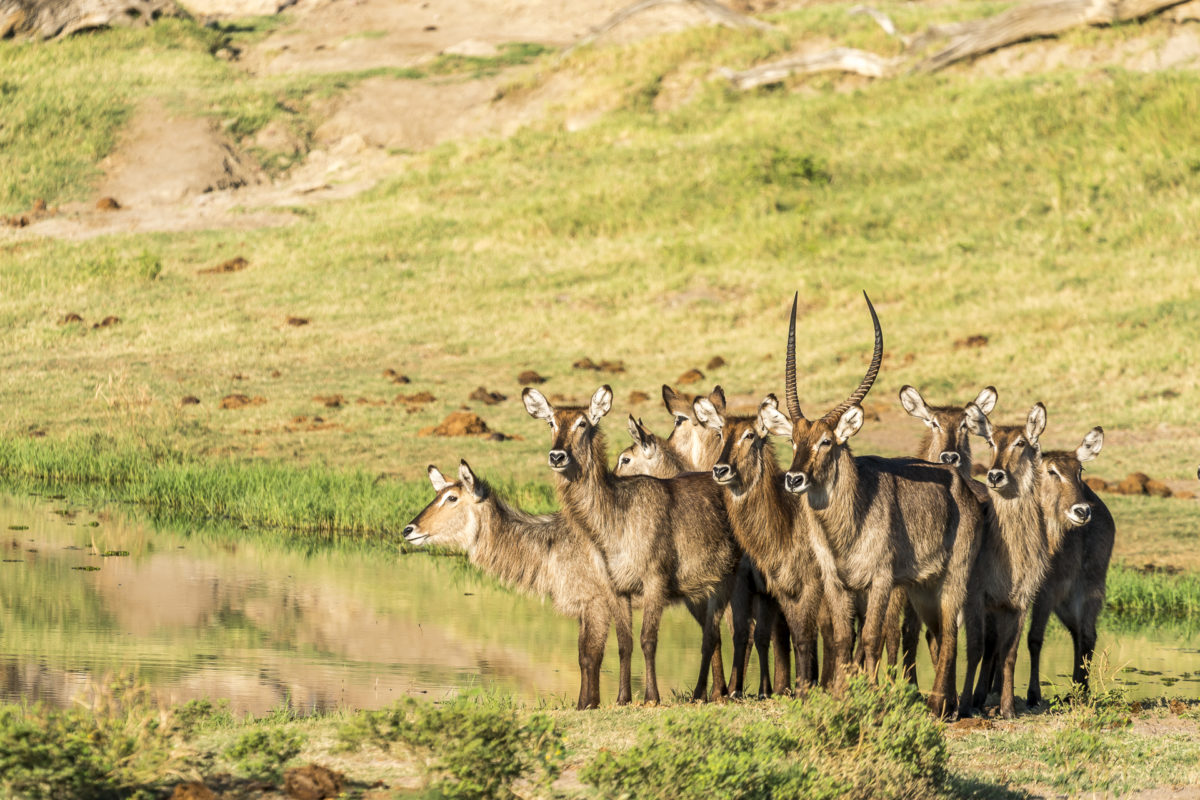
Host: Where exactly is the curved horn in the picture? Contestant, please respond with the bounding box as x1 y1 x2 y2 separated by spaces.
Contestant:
824 291 883 424
785 292 803 421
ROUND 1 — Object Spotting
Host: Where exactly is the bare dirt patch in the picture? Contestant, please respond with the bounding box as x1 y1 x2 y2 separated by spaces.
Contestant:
220 393 267 409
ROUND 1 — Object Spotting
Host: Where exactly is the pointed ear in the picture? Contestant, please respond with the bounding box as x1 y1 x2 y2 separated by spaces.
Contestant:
834 405 864 444
1076 427 1103 463
709 386 727 416
458 460 486 500
522 388 554 422
662 384 691 418
898 385 933 425
964 402 992 440
973 386 998 415
1026 402 1047 446
428 465 449 492
588 385 613 425
636 421 657 457
693 397 722 431
626 414 643 444
758 404 792 438
761 393 779 412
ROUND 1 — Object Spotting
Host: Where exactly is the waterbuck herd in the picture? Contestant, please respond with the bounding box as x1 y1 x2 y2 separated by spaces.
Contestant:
402 292 1115 718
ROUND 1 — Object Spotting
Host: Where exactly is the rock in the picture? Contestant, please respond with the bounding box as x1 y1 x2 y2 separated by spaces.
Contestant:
517 370 546 385
1083 476 1109 493
219 394 266 410
93 315 120 328
442 38 498 58
394 391 435 404
283 764 343 800
706 355 726 370
198 256 248 274
1145 479 1173 498
96 196 121 210
573 357 598 370
676 368 704 385
419 411 491 437
169 782 215 800
180 396 201 406
628 390 650 404
468 386 506 405
1117 472 1150 495
313 394 344 408
286 316 309 326
954 334 988 349
0 0 184 40
58 312 84 325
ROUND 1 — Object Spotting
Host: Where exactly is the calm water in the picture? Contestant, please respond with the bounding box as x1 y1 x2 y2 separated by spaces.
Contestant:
2 494 1198 715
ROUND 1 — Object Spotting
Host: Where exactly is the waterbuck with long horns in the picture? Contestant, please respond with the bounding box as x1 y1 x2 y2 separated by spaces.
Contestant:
772 293 985 716
694 393 831 695
522 385 742 704
1026 427 1113 708
403 460 633 709
617 403 794 699
958 401 1056 718
614 386 726 477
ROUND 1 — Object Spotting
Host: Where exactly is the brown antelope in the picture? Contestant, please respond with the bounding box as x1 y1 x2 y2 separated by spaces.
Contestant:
402 461 633 709
614 386 726 477
897 384 998 680
773 293 984 716
1026 427 1112 707
959 401 1055 718
695 393 832 695
522 385 742 704
613 409 792 699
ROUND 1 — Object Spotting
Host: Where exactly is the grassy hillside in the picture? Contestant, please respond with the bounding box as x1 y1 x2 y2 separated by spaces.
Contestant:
1 11 1198 562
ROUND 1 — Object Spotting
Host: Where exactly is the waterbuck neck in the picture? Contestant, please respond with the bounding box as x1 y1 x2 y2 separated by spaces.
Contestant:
986 466 1050 605
803 446 861 558
554 429 621 545
725 444 801 575
471 496 561 598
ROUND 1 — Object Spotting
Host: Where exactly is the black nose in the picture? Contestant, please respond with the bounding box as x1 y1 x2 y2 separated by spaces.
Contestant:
987 469 1006 486
548 450 568 468
784 472 808 492
1071 504 1092 522
940 452 960 466
402 525 415 537
713 464 730 480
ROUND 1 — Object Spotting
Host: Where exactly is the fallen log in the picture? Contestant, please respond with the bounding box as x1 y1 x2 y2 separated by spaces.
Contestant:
0 0 183 39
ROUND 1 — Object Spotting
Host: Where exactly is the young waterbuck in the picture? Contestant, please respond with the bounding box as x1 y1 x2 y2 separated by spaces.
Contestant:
695 393 830 695
959 401 1056 718
402 460 633 709
522 385 742 704
614 386 726 477
613 406 792 699
1026 427 1113 707
897 384 998 681
773 293 985 716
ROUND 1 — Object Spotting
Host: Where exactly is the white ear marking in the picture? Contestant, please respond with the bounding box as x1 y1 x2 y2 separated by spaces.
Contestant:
835 405 864 444
522 388 554 421
898 385 930 422
758 405 792 438
693 397 722 431
428 465 449 492
964 402 992 439
974 386 998 415
588 385 613 425
1026 402 1047 445
1076 426 1103 462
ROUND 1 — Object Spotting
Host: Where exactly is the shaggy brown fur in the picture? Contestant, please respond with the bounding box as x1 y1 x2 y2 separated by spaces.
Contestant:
523 385 742 704
1026 429 1113 707
403 461 632 709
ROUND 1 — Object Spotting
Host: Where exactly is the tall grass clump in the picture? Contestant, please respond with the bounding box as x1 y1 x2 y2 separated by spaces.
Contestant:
335 696 564 800
582 674 946 800
1105 564 1200 622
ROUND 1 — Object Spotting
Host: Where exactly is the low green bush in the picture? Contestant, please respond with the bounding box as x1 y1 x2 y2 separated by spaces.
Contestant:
336 696 563 800
223 727 307 783
582 674 946 800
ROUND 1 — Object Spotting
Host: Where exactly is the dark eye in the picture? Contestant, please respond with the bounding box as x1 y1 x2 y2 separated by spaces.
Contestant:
1048 468 1058 477
619 456 630 465
576 419 587 429
674 417 685 428
741 431 754 442
447 495 458 503
1014 440 1025 448
820 438 832 448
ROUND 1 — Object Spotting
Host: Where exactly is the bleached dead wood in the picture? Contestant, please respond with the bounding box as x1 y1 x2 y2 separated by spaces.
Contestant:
564 0 773 57
721 47 896 87
914 0 1192 72
0 0 183 38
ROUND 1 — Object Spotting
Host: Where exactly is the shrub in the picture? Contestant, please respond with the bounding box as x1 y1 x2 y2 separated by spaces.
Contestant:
223 728 307 783
582 674 946 800
336 697 563 800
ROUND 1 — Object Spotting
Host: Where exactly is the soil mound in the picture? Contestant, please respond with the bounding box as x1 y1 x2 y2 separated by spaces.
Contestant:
420 411 492 437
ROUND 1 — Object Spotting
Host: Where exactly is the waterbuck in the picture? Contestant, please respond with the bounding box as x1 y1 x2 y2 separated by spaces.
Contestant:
402 461 633 709
897 384 998 680
613 408 792 699
695 393 830 695
1026 427 1113 707
614 386 726 477
774 293 985 716
959 401 1055 718
522 385 742 704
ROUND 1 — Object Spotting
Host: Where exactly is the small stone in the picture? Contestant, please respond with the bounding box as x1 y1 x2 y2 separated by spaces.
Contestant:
676 368 704 385
96 196 121 211
518 370 546 385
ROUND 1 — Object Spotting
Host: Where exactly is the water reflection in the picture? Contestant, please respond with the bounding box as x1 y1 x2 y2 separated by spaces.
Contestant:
1 494 1198 715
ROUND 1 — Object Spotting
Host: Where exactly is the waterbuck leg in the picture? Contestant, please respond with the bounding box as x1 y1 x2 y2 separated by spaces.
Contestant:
640 590 666 705
958 607 984 718
901 599 922 686
928 597 961 718
998 614 1024 719
860 579 893 680
576 616 593 710
1075 597 1104 695
577 608 608 709
1025 592 1054 709
708 593 731 699
686 597 724 701
771 612 792 696
729 574 754 698
883 587 904 671
753 599 775 698
614 595 634 705
822 579 857 693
